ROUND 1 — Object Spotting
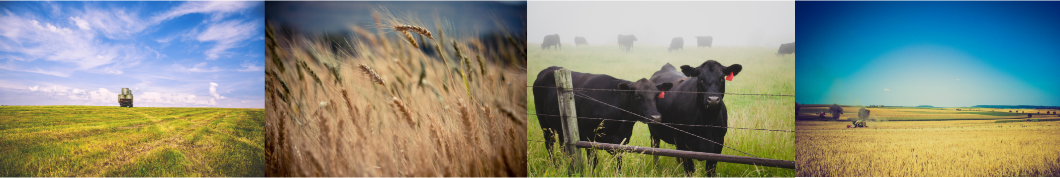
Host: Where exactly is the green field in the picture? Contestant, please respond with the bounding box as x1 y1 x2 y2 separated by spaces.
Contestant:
0 106 264 177
527 44 795 176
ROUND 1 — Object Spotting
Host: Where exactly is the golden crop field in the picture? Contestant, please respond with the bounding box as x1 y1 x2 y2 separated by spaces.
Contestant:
0 106 264 177
263 7 527 176
797 107 1060 176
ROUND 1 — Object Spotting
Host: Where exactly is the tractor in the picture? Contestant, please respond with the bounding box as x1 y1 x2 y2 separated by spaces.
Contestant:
118 88 133 107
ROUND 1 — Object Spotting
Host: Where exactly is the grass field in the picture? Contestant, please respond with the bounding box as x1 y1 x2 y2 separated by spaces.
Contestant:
0 106 264 177
527 44 794 176
796 107 1060 176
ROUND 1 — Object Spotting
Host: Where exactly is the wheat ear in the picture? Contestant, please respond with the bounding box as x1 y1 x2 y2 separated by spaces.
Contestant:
358 63 394 96
401 31 418 48
391 97 415 127
394 25 433 40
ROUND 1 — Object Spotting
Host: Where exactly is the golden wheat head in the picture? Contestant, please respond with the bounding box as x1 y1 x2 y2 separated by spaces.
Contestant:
391 97 415 127
402 31 418 48
358 63 386 87
394 25 433 40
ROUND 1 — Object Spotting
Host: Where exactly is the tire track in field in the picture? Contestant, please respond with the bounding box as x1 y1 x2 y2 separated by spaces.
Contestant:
177 111 232 176
74 109 228 177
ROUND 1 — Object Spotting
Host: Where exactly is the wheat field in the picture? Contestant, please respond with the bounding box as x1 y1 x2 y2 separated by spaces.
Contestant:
263 8 527 176
527 44 795 176
796 107 1060 176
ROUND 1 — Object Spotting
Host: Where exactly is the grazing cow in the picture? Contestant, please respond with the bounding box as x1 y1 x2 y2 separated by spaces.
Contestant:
649 61 742 176
696 36 713 47
542 34 561 50
777 42 795 55
618 34 637 51
575 37 588 46
533 66 672 171
669 37 684 52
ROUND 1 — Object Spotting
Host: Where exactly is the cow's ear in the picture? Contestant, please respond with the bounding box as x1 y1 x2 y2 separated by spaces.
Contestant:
618 82 632 91
657 82 673 91
724 64 743 77
680 65 699 77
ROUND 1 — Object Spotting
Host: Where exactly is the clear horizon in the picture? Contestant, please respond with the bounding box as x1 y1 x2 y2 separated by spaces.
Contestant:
796 1 1060 107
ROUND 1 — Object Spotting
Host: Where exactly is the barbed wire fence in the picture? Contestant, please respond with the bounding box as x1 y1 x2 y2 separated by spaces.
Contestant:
526 70 797 172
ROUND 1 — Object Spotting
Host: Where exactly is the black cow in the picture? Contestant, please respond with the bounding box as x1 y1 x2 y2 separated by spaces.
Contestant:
575 36 588 46
533 66 672 171
649 61 742 176
777 42 795 55
669 37 684 52
696 36 713 47
542 34 561 50
618 34 637 51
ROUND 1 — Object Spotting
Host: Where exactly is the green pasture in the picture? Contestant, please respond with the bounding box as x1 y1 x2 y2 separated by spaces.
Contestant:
0 106 264 177
527 44 795 176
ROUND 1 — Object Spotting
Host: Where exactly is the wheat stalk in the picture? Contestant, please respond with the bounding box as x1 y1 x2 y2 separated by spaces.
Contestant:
452 41 473 101
394 25 433 40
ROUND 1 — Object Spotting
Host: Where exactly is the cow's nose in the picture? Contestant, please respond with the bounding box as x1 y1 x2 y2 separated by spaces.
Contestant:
651 114 662 121
708 96 720 101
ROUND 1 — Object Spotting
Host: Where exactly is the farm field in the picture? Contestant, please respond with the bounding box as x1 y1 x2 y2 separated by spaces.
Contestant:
796 107 1060 176
0 106 264 177
527 44 795 176
797 106 1056 121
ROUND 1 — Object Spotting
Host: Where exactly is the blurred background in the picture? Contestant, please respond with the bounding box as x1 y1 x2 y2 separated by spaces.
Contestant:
266 1 525 48
529 1 793 47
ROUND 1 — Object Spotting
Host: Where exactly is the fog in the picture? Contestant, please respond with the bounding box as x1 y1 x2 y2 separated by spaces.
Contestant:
529 1 794 47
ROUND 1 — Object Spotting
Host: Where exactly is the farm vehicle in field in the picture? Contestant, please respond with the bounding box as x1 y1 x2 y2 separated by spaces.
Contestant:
118 88 133 107
848 107 870 128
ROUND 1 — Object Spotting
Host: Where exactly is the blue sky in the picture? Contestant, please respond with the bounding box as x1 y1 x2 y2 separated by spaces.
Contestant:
0 1 264 108
797 1 1060 107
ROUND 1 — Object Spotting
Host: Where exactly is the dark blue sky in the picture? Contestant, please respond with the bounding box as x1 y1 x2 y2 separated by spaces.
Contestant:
797 1 1060 107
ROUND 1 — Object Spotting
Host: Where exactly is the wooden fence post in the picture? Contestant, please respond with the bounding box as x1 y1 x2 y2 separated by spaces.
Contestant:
554 69 583 175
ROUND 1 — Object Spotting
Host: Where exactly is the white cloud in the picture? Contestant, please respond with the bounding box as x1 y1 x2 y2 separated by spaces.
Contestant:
0 11 146 77
173 62 223 73
152 1 257 23
79 6 150 39
88 88 116 103
209 98 216 105
884 89 890 91
196 20 258 60
69 16 91 30
237 59 262 72
209 82 225 100
106 70 123 74
144 46 165 59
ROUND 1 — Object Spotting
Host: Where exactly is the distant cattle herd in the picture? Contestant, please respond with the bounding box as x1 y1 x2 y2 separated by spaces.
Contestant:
541 34 561 50
668 37 684 52
617 34 638 51
539 34 794 54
